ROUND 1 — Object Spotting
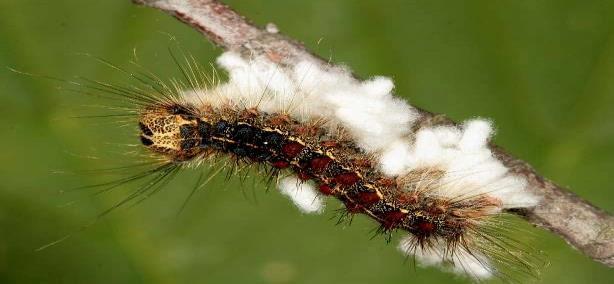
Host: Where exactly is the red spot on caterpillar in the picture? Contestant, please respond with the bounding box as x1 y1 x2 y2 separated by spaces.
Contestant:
318 184 334 195
309 156 332 172
295 125 319 136
356 191 380 205
320 140 338 148
239 108 260 119
271 160 290 169
427 203 447 215
334 172 359 187
351 158 371 168
268 114 291 126
417 220 435 235
376 177 395 188
282 141 304 158
383 210 408 229
344 200 363 213
397 192 419 205
297 171 311 181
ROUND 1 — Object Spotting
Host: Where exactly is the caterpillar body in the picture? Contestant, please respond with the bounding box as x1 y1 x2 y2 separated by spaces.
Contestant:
141 102 497 249
74 50 544 281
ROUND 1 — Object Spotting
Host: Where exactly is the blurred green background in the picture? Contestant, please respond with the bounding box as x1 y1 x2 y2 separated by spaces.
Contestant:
1 0 613 283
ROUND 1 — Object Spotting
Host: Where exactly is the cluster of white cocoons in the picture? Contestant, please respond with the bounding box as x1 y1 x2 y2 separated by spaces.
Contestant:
278 177 324 214
183 52 539 278
399 237 493 279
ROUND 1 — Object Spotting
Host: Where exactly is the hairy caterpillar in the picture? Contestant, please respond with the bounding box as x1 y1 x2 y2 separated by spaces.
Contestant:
62 49 544 281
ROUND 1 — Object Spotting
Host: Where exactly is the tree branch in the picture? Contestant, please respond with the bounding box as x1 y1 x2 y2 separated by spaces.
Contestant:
132 0 614 267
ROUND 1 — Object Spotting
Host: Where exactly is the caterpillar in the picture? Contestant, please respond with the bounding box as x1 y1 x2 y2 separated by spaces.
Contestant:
68 50 544 281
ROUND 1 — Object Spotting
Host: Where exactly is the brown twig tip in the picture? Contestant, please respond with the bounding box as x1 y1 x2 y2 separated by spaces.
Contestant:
133 0 260 47
132 0 328 68
131 0 614 267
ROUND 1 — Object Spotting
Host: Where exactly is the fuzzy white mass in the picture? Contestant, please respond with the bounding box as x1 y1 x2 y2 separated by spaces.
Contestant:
182 52 539 279
278 177 324 214
398 236 493 278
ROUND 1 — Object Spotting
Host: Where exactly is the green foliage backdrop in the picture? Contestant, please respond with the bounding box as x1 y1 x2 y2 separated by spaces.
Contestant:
0 0 613 283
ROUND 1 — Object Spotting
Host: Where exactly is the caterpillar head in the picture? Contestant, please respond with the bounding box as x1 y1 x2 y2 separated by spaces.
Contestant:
138 104 203 161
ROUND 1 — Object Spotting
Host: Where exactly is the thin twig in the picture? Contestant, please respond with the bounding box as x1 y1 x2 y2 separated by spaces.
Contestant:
132 0 614 267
